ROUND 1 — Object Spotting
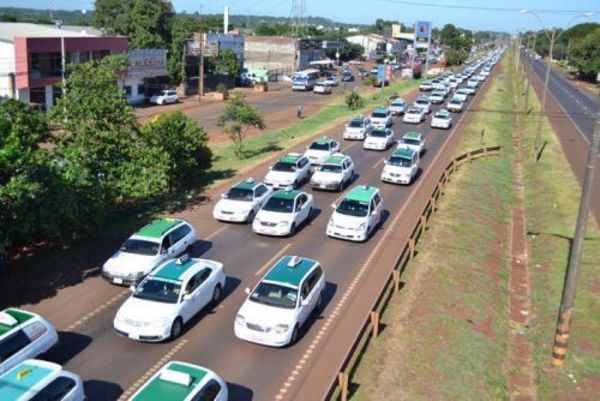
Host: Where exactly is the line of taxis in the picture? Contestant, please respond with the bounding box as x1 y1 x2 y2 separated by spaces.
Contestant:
0 48 503 400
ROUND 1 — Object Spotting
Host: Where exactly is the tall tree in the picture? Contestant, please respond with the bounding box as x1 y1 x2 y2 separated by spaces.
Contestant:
215 49 240 75
570 27 600 78
169 15 199 83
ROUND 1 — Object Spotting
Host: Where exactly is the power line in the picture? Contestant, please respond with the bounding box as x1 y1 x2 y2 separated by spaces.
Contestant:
377 0 599 14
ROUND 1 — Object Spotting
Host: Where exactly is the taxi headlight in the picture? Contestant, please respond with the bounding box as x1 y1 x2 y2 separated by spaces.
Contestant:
235 314 246 326
328 218 335 227
150 317 169 328
278 221 289 227
357 222 367 232
274 324 290 334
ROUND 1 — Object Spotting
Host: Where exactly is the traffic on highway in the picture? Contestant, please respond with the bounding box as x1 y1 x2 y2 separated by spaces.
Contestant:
0 46 505 400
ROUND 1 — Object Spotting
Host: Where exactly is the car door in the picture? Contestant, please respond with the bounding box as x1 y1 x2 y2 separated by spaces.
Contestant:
21 322 49 358
191 379 225 401
373 193 383 224
0 329 32 373
254 184 270 209
331 140 340 153
294 195 306 223
299 157 310 180
168 226 187 256
159 235 174 262
193 268 214 312
297 279 312 326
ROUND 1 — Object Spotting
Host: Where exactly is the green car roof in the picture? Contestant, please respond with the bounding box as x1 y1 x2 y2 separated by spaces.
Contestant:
280 154 301 164
0 362 55 400
313 136 333 145
0 309 34 337
271 190 301 201
264 256 317 288
132 362 208 401
233 179 259 191
153 257 196 282
324 155 345 165
137 218 182 239
345 185 378 203
403 131 422 140
392 148 415 159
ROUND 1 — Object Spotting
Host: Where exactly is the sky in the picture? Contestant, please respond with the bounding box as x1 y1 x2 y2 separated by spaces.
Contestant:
3 0 600 32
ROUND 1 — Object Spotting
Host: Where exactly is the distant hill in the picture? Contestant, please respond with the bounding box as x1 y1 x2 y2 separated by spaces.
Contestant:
0 7 368 30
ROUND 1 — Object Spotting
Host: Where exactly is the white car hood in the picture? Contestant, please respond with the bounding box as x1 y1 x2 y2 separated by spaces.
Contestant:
117 296 177 323
312 171 342 183
265 170 296 184
104 251 159 275
256 209 293 224
384 165 412 175
330 212 367 229
238 299 296 327
365 136 387 145
344 126 364 135
304 149 330 161
398 143 421 153
215 198 254 213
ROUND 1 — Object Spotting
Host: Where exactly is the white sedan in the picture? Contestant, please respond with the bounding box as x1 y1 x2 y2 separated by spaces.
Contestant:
253 190 314 236
114 255 226 342
313 82 333 94
431 109 453 129
363 128 395 150
149 90 178 105
403 107 426 124
213 179 272 223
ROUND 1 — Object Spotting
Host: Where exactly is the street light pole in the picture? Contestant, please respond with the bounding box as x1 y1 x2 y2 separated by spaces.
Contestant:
524 32 537 112
533 28 555 163
551 98 600 367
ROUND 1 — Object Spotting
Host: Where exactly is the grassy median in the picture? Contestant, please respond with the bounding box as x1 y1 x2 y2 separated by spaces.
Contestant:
519 69 600 400
348 55 515 401
209 79 421 179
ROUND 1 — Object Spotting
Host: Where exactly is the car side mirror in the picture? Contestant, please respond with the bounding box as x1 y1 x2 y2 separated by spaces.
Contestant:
160 247 168 254
371 210 378 216
383 160 388 165
245 287 251 295
129 285 136 292
268 166 273 170
301 299 309 307
331 203 336 209
183 294 192 301
221 193 227 199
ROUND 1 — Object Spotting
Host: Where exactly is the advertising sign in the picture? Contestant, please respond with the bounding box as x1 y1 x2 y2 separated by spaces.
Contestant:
415 21 432 49
378 64 385 81
127 49 167 79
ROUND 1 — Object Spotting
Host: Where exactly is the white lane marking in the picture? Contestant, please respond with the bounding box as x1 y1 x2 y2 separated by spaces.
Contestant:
118 339 188 400
371 155 387 169
64 290 129 331
205 225 229 241
255 243 293 276
342 141 358 152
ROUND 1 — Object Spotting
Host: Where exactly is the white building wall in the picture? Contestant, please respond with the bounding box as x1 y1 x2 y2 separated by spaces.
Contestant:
0 41 16 98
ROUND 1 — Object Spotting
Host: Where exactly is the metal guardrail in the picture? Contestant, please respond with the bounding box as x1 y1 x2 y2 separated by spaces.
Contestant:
328 145 504 401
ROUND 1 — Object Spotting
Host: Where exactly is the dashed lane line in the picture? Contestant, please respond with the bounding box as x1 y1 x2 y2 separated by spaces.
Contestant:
64 290 129 332
118 339 188 400
255 243 293 276
205 225 229 241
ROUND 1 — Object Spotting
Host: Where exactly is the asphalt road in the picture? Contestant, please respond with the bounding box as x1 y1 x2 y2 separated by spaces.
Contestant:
525 53 598 142
18 65 494 401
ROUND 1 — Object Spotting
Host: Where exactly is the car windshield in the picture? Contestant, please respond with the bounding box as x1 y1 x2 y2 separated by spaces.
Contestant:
416 99 428 105
315 83 325 87
225 187 254 201
370 130 388 138
320 164 342 173
337 199 369 217
371 112 387 119
293 78 307 84
309 142 330 150
250 282 298 309
435 113 449 119
450 99 461 104
120 239 159 256
401 138 421 146
389 156 412 167
348 120 364 128
407 109 421 115
272 161 296 172
158 91 168 96
392 101 405 106
134 278 181 304
262 197 295 213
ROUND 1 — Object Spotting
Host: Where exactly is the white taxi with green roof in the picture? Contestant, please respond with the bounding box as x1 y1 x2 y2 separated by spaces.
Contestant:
264 153 311 190
303 136 341 166
381 148 419 185
310 153 355 191
327 185 383 242
0 359 85 401
102 218 197 286
370 108 392 128
402 106 426 124
431 108 453 129
397 131 426 155
252 190 313 237
0 310 58 375
129 361 227 401
235 255 325 347
343 116 372 140
114 255 226 342
363 127 395 151
389 97 407 115
212 178 272 223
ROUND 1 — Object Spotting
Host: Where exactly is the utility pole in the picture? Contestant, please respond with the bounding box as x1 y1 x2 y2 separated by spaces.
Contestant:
61 36 66 97
551 97 600 367
198 31 204 103
524 32 537 112
532 29 555 163
565 38 572 66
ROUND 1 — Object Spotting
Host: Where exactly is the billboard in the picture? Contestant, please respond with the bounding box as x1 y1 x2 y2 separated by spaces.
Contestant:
415 21 432 49
127 49 167 79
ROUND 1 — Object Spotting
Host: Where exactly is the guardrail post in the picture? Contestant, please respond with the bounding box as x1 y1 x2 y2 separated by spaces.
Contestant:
370 311 380 337
408 238 415 259
430 196 436 212
420 215 427 231
467 152 472 163
452 159 457 173
338 372 349 401
483 147 488 158
392 269 400 293
437 182 443 196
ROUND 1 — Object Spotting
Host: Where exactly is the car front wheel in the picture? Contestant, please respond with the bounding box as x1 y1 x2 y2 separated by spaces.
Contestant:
170 317 183 340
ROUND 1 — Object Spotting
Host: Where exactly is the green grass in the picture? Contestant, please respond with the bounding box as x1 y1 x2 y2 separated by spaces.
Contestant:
209 79 421 180
518 65 600 401
348 57 516 401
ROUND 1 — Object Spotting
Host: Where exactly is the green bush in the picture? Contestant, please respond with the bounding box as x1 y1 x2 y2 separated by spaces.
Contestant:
345 90 366 110
216 83 229 95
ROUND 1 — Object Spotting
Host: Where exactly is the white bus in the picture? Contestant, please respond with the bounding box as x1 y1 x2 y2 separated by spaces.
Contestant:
292 69 320 91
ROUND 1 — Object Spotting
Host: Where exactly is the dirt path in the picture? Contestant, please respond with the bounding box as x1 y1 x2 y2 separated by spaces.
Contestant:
506 98 537 400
